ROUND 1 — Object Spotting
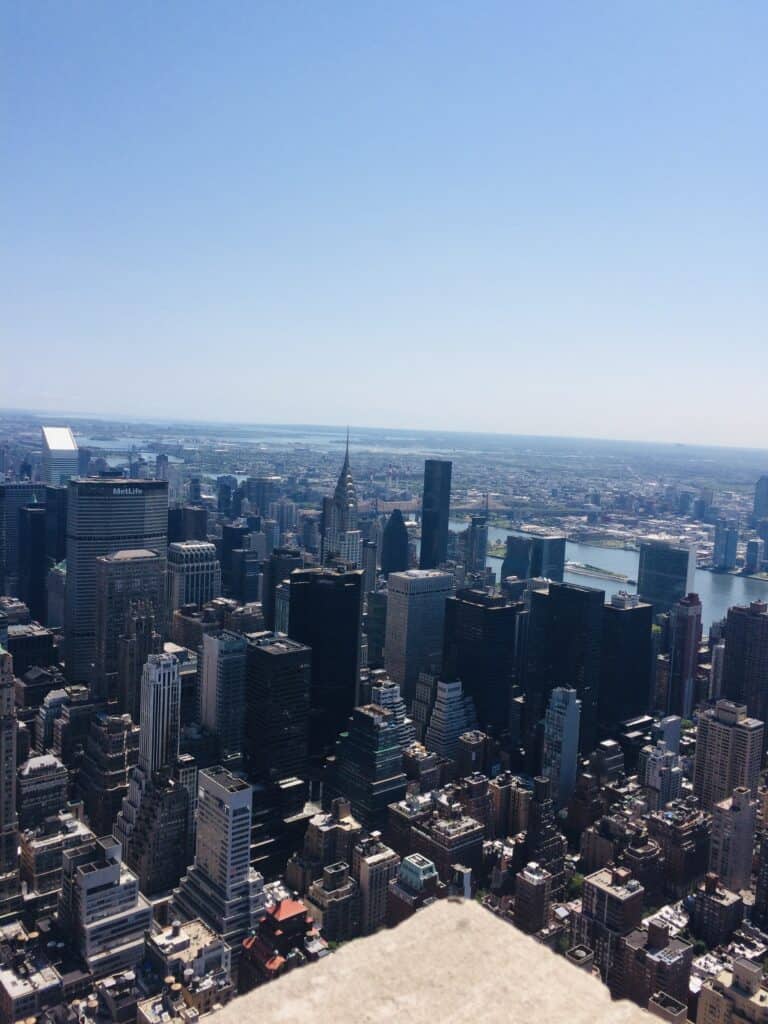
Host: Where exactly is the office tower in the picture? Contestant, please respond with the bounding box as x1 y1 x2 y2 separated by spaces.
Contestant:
527 581 604 755
180 504 208 541
263 548 303 630
419 459 452 570
65 479 168 683
381 509 409 576
369 676 416 749
362 539 377 596
350 834 400 935
246 475 280 514
230 548 263 604
666 593 702 719
304 861 360 941
386 853 442 927
154 453 169 481
488 771 530 838
713 519 739 570
515 862 552 934
754 834 768 932
285 797 363 893
410 802 484 882
245 632 311 783
424 679 479 765
167 541 221 611
364 586 387 670
722 601 768 723
443 588 526 734
58 836 153 978
217 475 237 517
19 811 94 920
327 705 408 832
44 485 68 566
116 601 162 721
288 567 363 762
745 539 765 574
524 776 568 896
638 741 682 810
464 515 488 574
93 549 165 702
0 481 48 593
188 477 202 503
693 700 764 810
0 648 21 921
173 767 267 967
17 754 69 829
384 569 454 702
40 426 78 485
709 787 756 892
77 712 140 837
200 631 247 762
221 523 249 594
542 688 581 809
18 504 47 623
500 533 566 583
137 653 181 773
598 592 653 736
637 538 696 613
321 437 361 567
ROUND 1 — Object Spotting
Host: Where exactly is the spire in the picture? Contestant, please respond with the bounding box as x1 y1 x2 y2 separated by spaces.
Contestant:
333 429 357 519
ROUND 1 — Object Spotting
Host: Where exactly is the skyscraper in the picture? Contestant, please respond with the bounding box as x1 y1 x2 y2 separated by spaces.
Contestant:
167 541 222 611
385 569 455 702
245 632 311 783
0 647 21 922
321 435 361 567
419 459 452 570
526 581 604 755
754 476 768 522
542 687 581 809
200 631 247 762
262 548 303 631
500 533 566 583
713 519 739 570
44 485 68 566
693 700 764 810
288 567 363 763
722 601 768 724
0 481 48 593
666 593 703 719
137 653 181 775
116 601 162 721
423 679 479 764
709 788 756 893
173 767 267 969
637 538 696 614
442 588 526 734
598 592 653 737
465 515 488 573
380 509 409 576
65 479 168 683
93 549 165 702
41 426 79 485
18 504 47 623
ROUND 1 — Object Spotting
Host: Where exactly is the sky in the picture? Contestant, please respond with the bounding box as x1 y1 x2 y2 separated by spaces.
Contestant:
2 2 767 446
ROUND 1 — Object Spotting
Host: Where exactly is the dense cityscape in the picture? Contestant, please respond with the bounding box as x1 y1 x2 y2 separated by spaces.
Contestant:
0 412 766 1021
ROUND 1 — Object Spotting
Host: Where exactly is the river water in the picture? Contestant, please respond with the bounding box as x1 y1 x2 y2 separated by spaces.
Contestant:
450 520 768 628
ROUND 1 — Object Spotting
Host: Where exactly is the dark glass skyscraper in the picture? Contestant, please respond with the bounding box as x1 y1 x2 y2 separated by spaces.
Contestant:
722 601 768 724
18 505 48 624
419 459 451 570
381 509 409 576
443 589 527 735
637 539 696 614
288 567 363 764
44 485 68 565
598 593 653 737
500 533 565 583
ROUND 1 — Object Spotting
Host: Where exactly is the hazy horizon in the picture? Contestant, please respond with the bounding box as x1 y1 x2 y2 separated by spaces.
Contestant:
4 3 767 445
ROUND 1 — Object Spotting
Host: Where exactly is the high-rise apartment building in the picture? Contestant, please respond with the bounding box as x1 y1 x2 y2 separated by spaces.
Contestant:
173 767 267 968
500 533 566 583
288 567 363 762
443 589 526 734
93 549 165 702
41 426 79 485
697 959 768 1024
167 541 221 611
245 632 311 783
693 700 764 810
637 538 696 613
542 687 581 809
65 479 168 683
515 861 552 934
722 601 768 724
713 519 739 571
709 787 756 893
385 569 454 702
200 632 247 762
419 460 452 570
352 834 400 935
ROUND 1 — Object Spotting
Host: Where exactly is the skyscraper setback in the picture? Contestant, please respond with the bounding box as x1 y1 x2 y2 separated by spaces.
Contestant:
419 459 452 570
64 479 168 684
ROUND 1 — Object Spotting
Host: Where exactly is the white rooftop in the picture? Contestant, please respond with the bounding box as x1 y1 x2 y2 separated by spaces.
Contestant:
42 425 78 452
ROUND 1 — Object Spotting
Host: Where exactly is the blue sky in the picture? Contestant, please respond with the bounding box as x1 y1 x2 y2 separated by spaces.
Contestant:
3 2 767 445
